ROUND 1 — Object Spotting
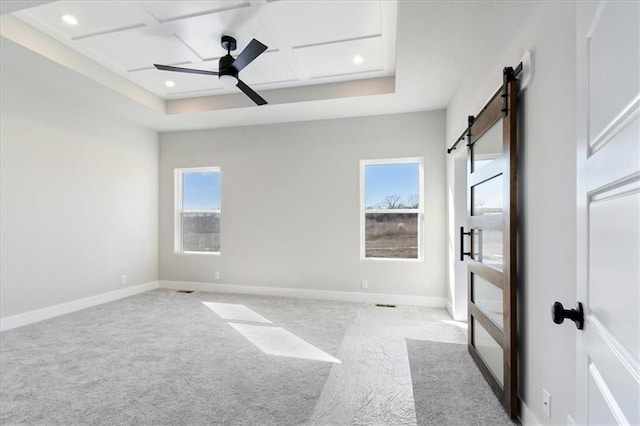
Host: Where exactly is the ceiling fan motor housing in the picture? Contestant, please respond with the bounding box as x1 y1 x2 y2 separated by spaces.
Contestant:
219 55 238 79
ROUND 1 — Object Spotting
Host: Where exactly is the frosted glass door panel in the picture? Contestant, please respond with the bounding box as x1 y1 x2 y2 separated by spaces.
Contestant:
472 229 503 271
472 119 502 172
472 175 503 215
473 274 503 328
473 318 504 386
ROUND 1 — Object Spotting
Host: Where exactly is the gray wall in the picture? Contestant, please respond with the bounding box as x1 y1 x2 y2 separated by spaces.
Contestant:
0 56 159 318
160 111 446 299
445 2 577 424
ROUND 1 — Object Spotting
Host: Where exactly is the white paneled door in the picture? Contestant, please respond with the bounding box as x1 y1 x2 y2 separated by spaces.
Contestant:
576 1 640 424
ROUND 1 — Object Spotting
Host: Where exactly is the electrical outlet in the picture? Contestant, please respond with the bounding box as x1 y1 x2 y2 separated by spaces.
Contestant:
214 271 220 280
542 388 551 418
121 275 127 285
361 280 368 289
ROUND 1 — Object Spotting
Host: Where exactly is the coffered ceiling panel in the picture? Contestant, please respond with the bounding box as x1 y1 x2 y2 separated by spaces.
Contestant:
140 1 249 23
235 51 297 86
10 0 396 102
16 1 145 39
74 27 201 71
170 11 275 61
263 1 381 47
295 37 383 79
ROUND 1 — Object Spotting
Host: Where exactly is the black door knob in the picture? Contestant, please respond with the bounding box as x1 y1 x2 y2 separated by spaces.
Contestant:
552 302 584 330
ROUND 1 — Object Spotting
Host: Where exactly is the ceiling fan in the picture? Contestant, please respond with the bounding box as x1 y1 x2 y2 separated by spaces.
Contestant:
154 35 268 105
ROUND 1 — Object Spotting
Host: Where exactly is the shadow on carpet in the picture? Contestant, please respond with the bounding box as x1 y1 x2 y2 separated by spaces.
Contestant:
407 339 515 426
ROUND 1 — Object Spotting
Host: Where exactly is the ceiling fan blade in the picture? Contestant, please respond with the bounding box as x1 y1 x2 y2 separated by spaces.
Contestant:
236 79 267 105
154 64 218 76
232 39 267 72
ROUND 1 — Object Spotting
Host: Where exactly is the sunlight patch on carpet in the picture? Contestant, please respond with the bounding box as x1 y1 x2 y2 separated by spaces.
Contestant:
228 322 341 364
441 319 468 329
203 302 272 324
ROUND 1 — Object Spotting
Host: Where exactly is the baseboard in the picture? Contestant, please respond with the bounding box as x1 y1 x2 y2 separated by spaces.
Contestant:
520 398 543 425
1 280 444 332
160 280 446 307
0 281 160 332
445 299 454 318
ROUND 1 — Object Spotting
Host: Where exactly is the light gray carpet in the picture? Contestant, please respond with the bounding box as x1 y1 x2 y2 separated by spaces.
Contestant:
310 308 417 425
1 289 513 425
1 290 358 425
407 339 515 426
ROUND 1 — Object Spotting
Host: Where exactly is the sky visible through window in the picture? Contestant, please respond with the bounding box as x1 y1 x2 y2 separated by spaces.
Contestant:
365 163 419 208
183 171 220 210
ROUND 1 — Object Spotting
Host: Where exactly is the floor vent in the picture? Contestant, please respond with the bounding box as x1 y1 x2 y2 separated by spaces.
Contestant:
176 290 194 294
375 303 397 308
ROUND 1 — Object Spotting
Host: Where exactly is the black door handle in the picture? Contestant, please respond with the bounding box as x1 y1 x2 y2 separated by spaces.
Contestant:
460 226 471 261
552 302 584 330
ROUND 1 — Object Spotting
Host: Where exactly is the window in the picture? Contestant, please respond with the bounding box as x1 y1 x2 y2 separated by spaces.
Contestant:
175 167 221 254
360 158 423 260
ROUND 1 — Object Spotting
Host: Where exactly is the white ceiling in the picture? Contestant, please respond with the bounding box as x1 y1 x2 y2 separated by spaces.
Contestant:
0 1 535 132
11 1 397 100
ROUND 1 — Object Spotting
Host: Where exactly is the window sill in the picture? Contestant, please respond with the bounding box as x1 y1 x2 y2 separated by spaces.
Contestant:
174 251 221 256
360 257 424 263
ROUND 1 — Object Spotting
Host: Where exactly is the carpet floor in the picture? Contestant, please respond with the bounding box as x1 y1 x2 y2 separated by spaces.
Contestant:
407 340 514 426
1 289 512 425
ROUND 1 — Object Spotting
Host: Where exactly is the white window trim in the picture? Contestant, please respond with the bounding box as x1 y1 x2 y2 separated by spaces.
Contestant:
359 157 424 262
174 166 221 255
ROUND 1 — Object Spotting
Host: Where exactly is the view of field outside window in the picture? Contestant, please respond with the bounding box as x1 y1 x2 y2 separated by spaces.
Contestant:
180 169 220 252
363 161 421 259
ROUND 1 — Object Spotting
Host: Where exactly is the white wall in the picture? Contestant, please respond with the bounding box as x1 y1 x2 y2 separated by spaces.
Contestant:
0 42 159 318
446 147 468 321
445 2 577 424
159 111 445 300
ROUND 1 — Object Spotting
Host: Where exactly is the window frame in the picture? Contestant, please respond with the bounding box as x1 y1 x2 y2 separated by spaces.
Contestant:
174 166 221 255
359 157 424 262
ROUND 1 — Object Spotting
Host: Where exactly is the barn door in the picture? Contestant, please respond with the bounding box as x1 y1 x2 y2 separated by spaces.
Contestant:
463 68 519 419
574 1 640 424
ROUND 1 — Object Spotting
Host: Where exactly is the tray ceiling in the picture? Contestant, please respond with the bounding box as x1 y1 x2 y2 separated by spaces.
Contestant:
1 1 538 131
11 0 397 100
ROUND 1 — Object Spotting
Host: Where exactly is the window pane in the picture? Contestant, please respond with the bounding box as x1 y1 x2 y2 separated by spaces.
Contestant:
183 171 220 210
472 118 502 172
365 213 418 259
472 317 504 386
365 163 419 209
472 174 503 215
472 273 503 328
472 229 503 271
182 213 220 252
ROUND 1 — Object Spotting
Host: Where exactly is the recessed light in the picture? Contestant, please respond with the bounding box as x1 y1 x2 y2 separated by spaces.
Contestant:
61 14 78 25
353 55 363 65
165 80 175 88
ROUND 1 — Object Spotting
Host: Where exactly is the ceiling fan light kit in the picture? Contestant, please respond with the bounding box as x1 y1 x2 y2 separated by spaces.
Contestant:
219 74 238 88
154 35 268 106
